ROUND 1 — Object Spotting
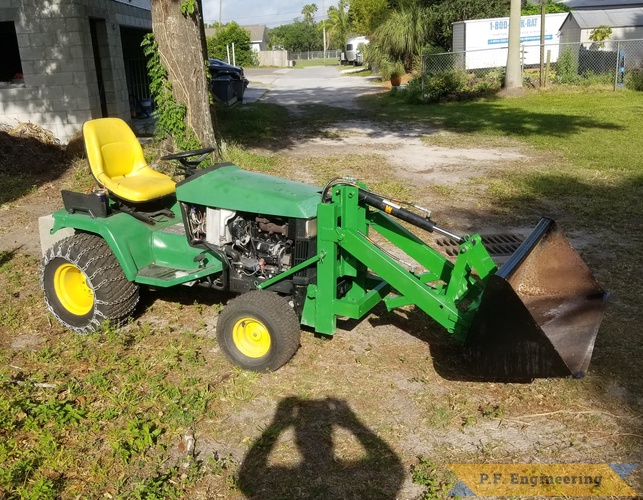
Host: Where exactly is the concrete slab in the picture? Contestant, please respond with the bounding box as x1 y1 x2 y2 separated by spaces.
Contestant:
38 214 74 257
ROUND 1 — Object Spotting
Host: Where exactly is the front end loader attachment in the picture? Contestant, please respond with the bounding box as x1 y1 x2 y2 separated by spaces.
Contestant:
464 218 607 381
309 183 606 382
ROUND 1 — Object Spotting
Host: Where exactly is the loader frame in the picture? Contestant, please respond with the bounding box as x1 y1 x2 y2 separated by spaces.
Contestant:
259 184 498 340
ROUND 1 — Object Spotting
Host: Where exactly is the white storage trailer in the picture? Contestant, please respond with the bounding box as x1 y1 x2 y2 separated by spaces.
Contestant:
452 13 569 69
340 36 369 65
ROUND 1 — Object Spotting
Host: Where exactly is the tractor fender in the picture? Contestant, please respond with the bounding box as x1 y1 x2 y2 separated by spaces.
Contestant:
50 209 152 281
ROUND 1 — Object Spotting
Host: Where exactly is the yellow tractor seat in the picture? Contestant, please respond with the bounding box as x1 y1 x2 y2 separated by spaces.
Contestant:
83 118 176 203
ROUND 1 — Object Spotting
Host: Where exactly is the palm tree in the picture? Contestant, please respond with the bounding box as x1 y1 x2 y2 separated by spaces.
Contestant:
325 0 351 50
301 3 318 24
368 1 430 72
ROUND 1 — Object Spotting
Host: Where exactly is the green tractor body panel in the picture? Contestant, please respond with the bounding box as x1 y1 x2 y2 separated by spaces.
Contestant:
51 204 224 285
175 164 321 218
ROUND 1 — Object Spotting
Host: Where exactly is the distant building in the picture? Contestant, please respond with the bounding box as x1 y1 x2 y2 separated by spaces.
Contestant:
243 24 269 52
559 7 643 44
559 0 643 9
0 0 152 142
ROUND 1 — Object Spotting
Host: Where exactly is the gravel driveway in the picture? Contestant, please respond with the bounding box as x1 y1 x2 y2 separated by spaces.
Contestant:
244 66 382 108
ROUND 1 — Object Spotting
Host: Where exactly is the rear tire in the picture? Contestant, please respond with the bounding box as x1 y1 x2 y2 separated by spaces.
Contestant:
41 233 139 333
216 291 301 371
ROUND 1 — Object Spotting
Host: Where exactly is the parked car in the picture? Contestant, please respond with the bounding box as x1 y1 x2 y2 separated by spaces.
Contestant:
208 58 249 105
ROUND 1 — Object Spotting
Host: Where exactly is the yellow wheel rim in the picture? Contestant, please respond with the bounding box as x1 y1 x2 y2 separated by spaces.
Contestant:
53 263 94 316
232 317 271 358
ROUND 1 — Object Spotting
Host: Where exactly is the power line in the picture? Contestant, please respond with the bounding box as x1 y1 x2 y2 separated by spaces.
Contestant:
218 10 306 22
205 15 329 28
264 15 329 27
203 6 330 26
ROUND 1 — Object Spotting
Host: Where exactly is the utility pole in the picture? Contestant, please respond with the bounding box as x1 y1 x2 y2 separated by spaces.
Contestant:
322 0 327 63
219 0 222 25
505 0 523 89
540 0 546 87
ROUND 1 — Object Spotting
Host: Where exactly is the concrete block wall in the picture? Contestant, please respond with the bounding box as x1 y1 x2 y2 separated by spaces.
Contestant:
258 50 290 67
0 0 151 143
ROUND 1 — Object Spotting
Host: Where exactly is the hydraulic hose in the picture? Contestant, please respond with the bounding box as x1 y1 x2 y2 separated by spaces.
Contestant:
358 189 464 244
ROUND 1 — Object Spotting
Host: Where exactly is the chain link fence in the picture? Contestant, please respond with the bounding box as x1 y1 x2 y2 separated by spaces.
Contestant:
289 50 341 61
422 39 643 91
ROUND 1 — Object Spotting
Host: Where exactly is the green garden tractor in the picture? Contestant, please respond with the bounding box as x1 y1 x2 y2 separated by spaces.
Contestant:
40 118 607 381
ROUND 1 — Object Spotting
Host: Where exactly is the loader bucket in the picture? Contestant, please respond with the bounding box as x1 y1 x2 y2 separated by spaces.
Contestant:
464 218 607 382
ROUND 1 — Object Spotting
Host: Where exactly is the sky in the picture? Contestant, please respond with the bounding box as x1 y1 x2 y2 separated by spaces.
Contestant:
202 0 335 27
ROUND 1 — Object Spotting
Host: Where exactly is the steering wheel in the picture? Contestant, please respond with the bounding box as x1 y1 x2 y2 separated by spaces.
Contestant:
161 147 217 176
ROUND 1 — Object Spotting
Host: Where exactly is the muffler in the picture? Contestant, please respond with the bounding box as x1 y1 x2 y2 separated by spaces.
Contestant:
464 218 607 382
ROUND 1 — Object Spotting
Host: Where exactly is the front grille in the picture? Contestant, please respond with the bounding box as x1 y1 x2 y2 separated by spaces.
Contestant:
293 237 317 283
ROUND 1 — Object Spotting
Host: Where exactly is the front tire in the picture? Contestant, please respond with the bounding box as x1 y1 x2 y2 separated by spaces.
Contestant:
216 291 301 371
41 233 139 333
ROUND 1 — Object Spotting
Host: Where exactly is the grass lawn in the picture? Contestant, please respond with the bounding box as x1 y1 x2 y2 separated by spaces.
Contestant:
364 88 643 231
292 58 340 68
1 87 642 498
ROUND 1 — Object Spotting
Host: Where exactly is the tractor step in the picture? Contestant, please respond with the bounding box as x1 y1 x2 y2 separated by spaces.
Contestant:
436 233 524 262
135 259 223 287
137 264 192 281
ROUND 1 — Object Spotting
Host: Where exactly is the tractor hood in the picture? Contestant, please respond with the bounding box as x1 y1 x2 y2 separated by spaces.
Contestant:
175 163 321 219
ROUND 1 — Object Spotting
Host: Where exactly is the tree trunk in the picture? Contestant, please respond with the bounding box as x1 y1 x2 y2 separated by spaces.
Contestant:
151 0 216 148
505 0 523 89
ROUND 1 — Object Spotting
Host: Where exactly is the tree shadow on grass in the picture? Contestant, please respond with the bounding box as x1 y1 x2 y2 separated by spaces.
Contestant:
237 397 404 500
363 95 626 138
216 95 626 157
216 101 364 153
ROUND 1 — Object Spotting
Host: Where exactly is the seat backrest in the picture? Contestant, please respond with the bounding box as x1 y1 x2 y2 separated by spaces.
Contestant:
83 118 147 183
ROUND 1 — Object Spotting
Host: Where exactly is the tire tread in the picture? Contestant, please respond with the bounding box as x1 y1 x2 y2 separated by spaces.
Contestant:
41 233 139 333
217 291 301 371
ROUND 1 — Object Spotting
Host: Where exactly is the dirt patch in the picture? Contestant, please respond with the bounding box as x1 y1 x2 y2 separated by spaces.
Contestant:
284 120 526 186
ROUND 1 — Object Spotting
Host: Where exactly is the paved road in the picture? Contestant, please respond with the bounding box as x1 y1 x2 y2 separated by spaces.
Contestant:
243 66 382 108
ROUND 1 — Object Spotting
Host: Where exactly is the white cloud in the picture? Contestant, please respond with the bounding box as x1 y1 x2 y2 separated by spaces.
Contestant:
202 0 334 27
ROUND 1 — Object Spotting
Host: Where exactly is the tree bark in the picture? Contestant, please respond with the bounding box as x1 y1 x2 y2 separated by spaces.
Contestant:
505 0 523 89
151 0 216 148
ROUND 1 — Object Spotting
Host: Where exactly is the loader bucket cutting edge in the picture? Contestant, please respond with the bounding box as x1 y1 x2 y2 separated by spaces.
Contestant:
464 218 607 382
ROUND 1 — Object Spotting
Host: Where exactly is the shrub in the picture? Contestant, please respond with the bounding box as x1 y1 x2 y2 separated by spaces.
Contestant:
404 67 502 104
423 69 467 102
626 65 643 91
555 48 580 84
403 76 424 103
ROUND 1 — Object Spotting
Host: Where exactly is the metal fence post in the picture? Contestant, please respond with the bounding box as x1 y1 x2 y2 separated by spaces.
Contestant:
614 41 621 91
421 54 425 97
